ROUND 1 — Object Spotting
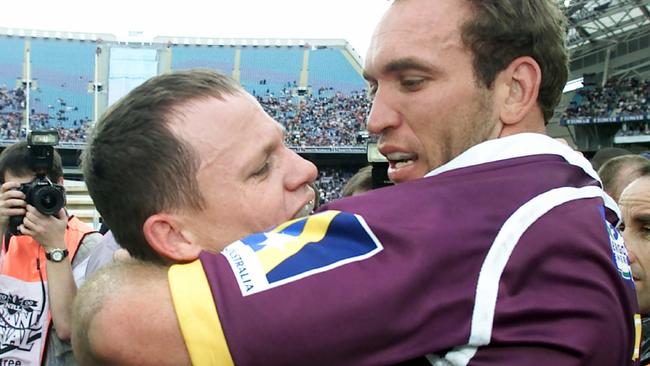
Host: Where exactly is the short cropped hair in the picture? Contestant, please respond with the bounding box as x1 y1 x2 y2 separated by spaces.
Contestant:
599 155 649 189
461 0 569 122
341 165 374 197
599 155 650 201
0 141 63 183
82 69 243 262
591 147 632 171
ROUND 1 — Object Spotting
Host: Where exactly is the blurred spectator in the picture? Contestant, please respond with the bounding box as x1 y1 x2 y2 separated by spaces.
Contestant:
598 154 650 202
591 146 632 171
341 165 374 197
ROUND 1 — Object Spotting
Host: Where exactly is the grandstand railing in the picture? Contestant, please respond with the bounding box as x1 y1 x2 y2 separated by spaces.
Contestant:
560 113 650 125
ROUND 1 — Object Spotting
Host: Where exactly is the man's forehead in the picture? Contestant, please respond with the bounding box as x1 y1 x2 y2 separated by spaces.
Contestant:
620 177 650 206
365 0 468 75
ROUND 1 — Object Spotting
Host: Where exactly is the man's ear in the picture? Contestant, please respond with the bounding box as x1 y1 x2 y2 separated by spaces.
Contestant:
142 213 201 262
495 56 542 126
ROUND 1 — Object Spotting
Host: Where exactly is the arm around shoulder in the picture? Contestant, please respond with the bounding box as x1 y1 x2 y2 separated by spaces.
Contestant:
72 260 192 366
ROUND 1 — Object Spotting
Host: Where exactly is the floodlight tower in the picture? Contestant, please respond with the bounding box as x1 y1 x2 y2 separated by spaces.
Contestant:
18 40 37 134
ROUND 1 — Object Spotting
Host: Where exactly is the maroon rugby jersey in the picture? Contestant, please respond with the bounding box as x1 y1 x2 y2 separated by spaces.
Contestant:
169 133 640 365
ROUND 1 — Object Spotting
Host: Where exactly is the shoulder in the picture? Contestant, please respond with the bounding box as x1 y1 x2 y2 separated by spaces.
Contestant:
72 231 103 267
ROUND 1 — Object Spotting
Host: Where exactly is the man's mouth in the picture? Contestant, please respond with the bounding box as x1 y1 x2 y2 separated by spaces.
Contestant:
386 152 418 170
292 187 316 219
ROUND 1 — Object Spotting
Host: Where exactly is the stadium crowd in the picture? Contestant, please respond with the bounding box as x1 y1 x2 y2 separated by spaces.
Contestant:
1 85 106 142
313 167 355 205
3 83 371 147
0 86 26 140
563 77 650 119
258 88 370 146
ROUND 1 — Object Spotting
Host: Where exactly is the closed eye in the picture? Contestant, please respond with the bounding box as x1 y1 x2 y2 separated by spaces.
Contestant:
252 162 270 178
400 77 426 91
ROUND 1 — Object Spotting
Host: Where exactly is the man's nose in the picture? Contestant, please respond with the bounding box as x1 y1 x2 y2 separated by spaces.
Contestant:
286 151 318 191
624 234 638 264
366 88 401 135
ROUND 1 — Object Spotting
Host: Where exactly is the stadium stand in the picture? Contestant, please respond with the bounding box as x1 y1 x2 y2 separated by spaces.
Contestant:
564 77 649 119
171 45 236 76
258 88 369 147
308 47 365 95
1 34 370 198
29 38 95 136
0 37 26 141
240 47 304 96
64 179 100 227
562 77 650 144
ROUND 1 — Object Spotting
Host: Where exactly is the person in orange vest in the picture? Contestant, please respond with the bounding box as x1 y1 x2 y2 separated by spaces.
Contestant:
0 140 102 366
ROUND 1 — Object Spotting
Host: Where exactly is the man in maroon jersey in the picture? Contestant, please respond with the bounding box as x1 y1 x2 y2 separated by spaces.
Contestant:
72 0 640 365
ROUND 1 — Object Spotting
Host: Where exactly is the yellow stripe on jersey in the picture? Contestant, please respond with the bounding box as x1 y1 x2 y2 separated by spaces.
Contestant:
169 260 234 366
257 210 339 273
634 313 641 361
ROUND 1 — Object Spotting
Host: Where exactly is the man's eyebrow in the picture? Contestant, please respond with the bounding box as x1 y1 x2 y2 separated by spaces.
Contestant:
635 214 650 225
364 57 440 81
384 58 436 74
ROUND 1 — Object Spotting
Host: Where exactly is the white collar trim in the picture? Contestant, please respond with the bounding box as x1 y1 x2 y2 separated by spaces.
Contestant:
423 133 620 219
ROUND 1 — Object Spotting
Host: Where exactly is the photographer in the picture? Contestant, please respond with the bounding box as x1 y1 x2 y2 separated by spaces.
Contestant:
0 138 101 366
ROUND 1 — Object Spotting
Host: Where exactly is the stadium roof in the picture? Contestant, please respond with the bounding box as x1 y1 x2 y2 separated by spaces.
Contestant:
562 0 650 50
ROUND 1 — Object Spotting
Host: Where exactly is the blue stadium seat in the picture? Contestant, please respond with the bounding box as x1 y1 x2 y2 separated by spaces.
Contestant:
30 38 95 129
0 37 23 88
240 47 303 96
171 45 236 76
308 48 365 94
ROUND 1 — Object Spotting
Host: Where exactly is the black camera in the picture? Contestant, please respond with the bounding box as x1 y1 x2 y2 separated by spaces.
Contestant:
8 130 66 235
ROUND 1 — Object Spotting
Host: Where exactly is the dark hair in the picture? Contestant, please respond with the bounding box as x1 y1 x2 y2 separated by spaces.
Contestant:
82 69 242 263
0 141 63 184
461 0 569 123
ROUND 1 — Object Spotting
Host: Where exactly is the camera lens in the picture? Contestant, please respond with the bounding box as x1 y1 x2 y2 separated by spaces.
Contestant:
31 185 65 215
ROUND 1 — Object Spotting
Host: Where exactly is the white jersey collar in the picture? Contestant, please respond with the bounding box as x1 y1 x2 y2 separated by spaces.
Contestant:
423 133 620 219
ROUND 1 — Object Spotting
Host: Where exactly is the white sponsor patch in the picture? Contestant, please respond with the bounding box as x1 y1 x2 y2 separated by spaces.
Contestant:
221 211 383 296
607 221 632 281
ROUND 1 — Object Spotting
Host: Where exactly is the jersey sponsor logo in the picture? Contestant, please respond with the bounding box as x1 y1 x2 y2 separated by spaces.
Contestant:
222 210 383 296
600 206 633 281
606 221 632 281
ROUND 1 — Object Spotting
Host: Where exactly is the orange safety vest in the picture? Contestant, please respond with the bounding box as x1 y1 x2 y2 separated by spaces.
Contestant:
0 216 95 366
